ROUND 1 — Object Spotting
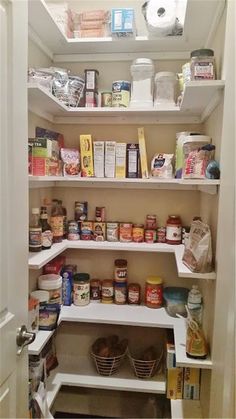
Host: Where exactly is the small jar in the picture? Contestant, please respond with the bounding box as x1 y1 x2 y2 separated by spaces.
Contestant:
145 229 157 244
190 49 216 80
90 279 101 303
146 215 157 230
73 273 90 306
114 281 127 305
145 276 163 309
119 222 133 242
101 279 114 304
67 220 79 241
132 224 144 243
166 215 182 245
114 259 128 281
128 283 141 305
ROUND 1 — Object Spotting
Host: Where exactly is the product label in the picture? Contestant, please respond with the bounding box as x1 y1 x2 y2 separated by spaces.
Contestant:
120 224 132 242
115 268 127 280
128 290 139 304
194 62 214 79
107 224 119 241
73 283 90 306
146 285 162 306
29 228 42 249
42 230 53 248
166 226 182 242
50 216 63 237
115 288 126 303
102 286 114 297
48 289 62 305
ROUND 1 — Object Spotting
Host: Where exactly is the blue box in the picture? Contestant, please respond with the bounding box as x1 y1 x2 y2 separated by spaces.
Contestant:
111 8 135 34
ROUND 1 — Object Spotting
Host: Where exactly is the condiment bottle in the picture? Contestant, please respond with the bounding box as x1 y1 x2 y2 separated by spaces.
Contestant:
40 206 53 250
90 279 101 303
187 285 203 325
114 259 128 281
145 276 163 308
29 208 42 252
50 199 64 243
128 283 141 305
166 215 182 245
101 279 114 304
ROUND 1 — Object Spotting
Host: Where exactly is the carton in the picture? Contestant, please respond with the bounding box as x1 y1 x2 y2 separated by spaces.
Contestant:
115 143 126 178
126 143 139 178
166 367 183 399
183 368 200 400
138 127 149 178
80 135 94 177
93 141 105 178
166 343 176 369
105 141 116 178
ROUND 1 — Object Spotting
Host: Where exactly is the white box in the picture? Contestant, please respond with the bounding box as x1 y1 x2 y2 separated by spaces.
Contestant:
115 143 126 178
105 141 116 178
93 141 105 178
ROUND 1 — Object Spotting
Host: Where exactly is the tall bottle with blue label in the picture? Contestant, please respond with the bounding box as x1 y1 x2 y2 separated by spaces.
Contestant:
187 285 203 325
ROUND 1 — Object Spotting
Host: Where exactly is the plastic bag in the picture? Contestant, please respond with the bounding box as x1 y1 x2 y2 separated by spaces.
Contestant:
151 153 174 178
61 148 81 177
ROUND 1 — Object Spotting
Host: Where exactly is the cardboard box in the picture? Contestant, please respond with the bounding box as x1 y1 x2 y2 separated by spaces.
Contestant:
32 138 53 158
80 135 94 177
93 222 106 241
111 8 135 35
115 143 126 178
166 367 183 399
166 343 176 369
105 141 116 178
93 141 105 178
138 127 149 179
126 143 139 178
183 368 200 400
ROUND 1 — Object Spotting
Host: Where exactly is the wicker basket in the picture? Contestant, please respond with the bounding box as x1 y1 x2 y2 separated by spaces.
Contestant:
128 349 163 379
91 350 127 376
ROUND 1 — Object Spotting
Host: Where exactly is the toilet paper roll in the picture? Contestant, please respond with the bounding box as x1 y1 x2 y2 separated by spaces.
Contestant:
146 0 177 36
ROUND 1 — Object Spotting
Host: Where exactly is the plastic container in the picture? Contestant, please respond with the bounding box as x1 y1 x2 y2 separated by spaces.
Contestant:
154 72 176 109
38 274 62 304
30 290 49 304
190 49 216 80
130 58 154 108
187 285 203 325
163 287 189 317
73 273 90 306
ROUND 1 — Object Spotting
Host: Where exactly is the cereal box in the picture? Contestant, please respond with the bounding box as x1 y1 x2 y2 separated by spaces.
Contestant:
80 135 94 177
105 141 116 178
93 141 105 178
115 143 126 178
166 367 183 399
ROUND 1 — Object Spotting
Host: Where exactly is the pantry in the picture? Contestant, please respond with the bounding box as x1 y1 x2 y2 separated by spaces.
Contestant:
0 0 234 419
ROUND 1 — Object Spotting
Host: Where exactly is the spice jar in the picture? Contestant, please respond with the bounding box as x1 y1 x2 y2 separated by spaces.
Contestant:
145 276 163 309
128 283 141 305
166 215 182 245
73 273 90 306
132 224 144 243
90 279 101 303
114 281 127 305
101 279 114 304
190 49 216 80
114 259 128 281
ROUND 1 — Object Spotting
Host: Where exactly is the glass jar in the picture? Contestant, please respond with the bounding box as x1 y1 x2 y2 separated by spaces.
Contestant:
190 49 216 80
101 279 114 304
154 72 176 109
90 279 101 303
145 215 157 230
145 276 163 309
166 215 182 245
114 281 127 305
114 259 128 281
128 283 141 305
73 273 90 306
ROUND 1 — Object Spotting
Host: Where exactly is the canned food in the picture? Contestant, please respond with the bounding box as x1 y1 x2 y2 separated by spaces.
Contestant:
145 276 163 309
114 281 127 305
80 221 93 240
119 223 133 242
128 283 141 305
145 229 157 243
101 92 112 107
95 207 105 222
67 220 79 241
106 222 119 242
75 201 88 221
112 80 131 108
146 215 157 230
90 279 101 303
132 224 144 243
93 222 106 241
114 259 128 281
157 227 166 243
73 273 90 306
101 279 114 304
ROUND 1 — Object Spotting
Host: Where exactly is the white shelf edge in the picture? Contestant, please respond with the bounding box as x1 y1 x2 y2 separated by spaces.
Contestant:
28 330 55 355
171 400 203 419
28 242 67 269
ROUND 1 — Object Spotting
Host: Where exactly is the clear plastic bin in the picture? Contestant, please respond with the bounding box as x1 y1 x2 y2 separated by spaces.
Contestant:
130 58 154 108
154 71 176 109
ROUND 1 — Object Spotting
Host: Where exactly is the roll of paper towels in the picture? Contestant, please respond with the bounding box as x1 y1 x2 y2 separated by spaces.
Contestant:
145 0 177 36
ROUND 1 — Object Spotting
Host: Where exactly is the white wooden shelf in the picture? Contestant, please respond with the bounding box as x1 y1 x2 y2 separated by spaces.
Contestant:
28 81 225 125
28 241 216 280
171 400 203 419
29 175 220 195
28 0 225 62
46 356 166 408
28 330 55 355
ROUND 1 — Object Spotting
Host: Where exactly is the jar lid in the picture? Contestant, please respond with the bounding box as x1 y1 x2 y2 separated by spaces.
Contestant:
146 276 163 285
38 274 62 290
155 72 176 80
168 215 181 219
115 259 127 267
74 273 90 282
102 279 113 285
190 49 214 58
90 279 101 285
163 287 189 301
132 58 154 65
32 208 40 214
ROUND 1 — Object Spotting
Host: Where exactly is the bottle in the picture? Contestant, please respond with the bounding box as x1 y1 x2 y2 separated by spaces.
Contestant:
40 206 53 250
50 199 63 243
58 199 67 239
186 309 208 359
29 208 42 252
187 285 203 325
141 396 160 418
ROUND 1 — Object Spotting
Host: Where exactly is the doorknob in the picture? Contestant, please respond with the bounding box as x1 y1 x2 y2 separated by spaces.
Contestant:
16 325 36 355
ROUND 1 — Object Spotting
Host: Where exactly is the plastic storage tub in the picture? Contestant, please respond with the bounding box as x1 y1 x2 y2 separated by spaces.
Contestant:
38 274 62 304
130 58 154 108
163 287 189 317
154 72 176 109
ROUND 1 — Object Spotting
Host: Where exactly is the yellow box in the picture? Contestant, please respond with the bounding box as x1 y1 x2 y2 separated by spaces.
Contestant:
138 127 149 179
80 135 94 177
115 143 126 178
183 368 200 400
167 367 183 399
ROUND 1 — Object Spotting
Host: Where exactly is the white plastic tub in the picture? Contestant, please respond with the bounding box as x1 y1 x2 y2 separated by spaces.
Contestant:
130 58 154 108
38 274 62 304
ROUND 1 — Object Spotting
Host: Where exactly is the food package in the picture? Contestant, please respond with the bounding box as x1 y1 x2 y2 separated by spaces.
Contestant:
52 68 85 107
30 137 61 176
61 148 80 177
111 8 135 38
138 128 149 179
183 368 201 400
93 141 105 178
28 68 53 92
126 144 139 178
105 141 116 178
43 255 66 275
183 144 215 179
151 153 174 178
80 135 94 177
35 127 65 149
182 220 213 273
115 143 126 178
166 367 183 399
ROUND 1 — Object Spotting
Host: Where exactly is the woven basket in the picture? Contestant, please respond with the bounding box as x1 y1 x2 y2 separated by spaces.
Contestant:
128 349 163 379
91 350 127 376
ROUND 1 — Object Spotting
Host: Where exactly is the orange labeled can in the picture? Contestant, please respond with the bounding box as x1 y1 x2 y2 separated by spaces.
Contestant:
145 276 163 308
132 224 144 243
119 223 132 242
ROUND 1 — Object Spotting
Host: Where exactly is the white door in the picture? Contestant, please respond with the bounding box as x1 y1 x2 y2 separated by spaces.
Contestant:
0 1 29 418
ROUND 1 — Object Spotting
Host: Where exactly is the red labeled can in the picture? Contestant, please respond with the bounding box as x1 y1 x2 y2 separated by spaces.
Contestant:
157 227 166 243
145 229 157 243
145 276 163 308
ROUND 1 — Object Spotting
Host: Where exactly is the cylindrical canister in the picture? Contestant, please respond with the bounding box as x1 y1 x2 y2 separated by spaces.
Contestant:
145 276 163 309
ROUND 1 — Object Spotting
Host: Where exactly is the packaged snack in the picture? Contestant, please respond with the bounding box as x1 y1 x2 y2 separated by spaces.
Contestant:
61 148 80 177
183 144 215 179
175 133 210 178
105 141 116 178
80 135 94 177
126 144 139 178
115 143 126 178
151 154 174 178
43 255 66 275
94 141 105 178
38 304 60 331
28 68 53 92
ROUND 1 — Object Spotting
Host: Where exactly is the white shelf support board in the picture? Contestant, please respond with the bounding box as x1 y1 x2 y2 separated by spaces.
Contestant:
171 400 203 419
28 330 55 355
